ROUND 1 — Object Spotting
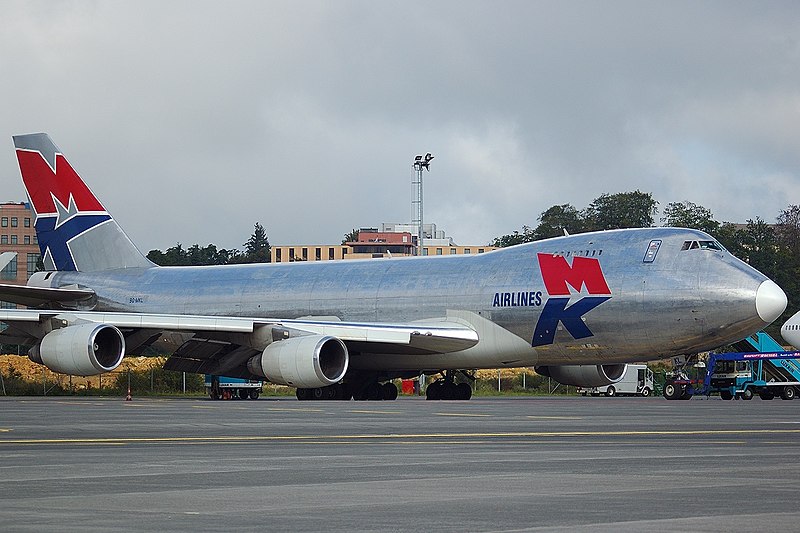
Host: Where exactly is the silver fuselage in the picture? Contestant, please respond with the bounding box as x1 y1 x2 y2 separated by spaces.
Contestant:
39 227 772 370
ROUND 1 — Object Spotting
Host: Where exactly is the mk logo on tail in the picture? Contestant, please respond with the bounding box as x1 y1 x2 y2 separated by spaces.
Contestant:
532 253 611 347
13 133 151 272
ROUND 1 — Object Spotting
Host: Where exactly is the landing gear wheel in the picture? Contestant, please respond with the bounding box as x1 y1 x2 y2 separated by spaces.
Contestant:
426 382 442 400
354 382 384 401
456 382 472 400
663 382 681 400
312 387 327 400
741 388 754 400
641 387 651 397
443 381 459 400
249 389 260 400
332 383 352 400
382 382 398 400
296 388 311 401
720 390 733 400
605 386 616 397
781 386 796 400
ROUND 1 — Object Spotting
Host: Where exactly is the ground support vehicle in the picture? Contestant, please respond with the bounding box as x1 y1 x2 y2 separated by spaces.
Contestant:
663 350 800 400
205 375 263 400
578 364 654 397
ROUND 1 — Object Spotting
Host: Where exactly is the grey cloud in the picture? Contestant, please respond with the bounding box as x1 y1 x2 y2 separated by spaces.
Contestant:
1 0 798 249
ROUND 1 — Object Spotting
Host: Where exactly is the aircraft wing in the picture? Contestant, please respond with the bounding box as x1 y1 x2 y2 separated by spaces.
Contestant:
0 309 479 376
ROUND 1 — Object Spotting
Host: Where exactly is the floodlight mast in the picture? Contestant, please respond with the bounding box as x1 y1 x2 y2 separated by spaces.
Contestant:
412 153 433 256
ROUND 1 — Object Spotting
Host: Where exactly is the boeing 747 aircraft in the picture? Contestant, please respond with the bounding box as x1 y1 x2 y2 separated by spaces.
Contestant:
781 311 800 348
0 133 788 400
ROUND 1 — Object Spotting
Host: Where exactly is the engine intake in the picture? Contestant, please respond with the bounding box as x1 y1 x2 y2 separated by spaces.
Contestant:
247 334 349 388
536 364 626 388
29 323 126 376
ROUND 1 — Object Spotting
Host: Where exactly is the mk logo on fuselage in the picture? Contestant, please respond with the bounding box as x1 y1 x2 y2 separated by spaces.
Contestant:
532 253 611 347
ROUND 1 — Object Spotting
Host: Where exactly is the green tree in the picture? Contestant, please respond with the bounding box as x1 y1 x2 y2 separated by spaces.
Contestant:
661 201 720 235
737 218 779 279
490 225 536 247
342 228 359 244
583 190 658 231
715 222 743 256
242 222 271 263
776 205 800 257
533 204 585 240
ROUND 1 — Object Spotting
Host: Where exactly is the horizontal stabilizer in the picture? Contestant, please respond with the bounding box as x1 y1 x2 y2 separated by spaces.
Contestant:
0 283 95 308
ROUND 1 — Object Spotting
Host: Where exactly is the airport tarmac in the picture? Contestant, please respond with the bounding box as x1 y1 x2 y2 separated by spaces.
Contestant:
1 395 798 532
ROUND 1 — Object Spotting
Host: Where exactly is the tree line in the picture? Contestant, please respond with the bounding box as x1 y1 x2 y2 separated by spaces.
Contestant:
490 191 800 333
146 222 271 266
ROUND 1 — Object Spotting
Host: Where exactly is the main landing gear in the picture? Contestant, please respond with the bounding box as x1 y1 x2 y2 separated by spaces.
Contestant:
295 381 399 401
425 371 473 400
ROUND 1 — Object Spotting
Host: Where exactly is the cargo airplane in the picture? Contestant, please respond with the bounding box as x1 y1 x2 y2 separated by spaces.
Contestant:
0 133 788 400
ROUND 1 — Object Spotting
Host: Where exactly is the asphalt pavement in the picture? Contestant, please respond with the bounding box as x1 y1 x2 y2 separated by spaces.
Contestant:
1 395 798 532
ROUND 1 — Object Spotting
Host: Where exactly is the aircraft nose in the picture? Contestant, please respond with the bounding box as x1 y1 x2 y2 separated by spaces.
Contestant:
755 280 787 324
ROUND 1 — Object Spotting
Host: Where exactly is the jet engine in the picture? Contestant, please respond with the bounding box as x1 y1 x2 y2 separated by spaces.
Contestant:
247 334 349 388
28 323 126 376
536 364 626 388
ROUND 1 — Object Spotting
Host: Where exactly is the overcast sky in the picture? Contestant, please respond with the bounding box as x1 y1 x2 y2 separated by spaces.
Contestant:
1 1 798 251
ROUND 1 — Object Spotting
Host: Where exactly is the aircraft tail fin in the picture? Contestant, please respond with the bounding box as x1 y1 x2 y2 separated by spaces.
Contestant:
13 133 153 272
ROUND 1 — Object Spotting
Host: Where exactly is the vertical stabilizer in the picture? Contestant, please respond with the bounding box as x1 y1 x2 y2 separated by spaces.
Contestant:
13 133 153 272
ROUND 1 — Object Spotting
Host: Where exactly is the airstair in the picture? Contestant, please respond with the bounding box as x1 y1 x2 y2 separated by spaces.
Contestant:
735 332 800 384
663 331 800 400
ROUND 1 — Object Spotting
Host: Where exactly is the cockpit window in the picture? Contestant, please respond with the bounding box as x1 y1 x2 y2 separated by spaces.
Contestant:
698 240 722 250
681 240 723 251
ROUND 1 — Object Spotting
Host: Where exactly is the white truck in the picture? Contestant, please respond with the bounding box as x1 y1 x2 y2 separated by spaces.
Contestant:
578 364 654 397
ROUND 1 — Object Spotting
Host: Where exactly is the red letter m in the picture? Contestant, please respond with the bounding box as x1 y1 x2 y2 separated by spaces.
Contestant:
538 253 611 296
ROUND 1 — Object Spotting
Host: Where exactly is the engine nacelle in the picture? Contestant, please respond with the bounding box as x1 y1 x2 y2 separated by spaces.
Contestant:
536 364 626 388
247 334 349 388
29 323 126 376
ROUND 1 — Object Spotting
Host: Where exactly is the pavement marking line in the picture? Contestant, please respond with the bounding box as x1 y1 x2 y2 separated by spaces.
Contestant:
267 407 325 413
3 428 800 446
349 410 402 415
435 413 492 417
526 416 583 420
